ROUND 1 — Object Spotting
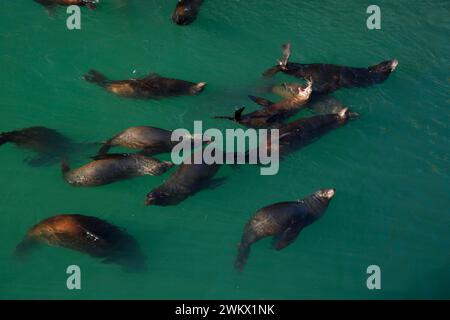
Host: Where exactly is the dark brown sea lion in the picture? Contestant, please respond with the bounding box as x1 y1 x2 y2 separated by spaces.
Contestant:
15 214 147 271
235 188 336 271
172 0 203 25
145 152 221 206
62 153 173 187
213 80 312 129
263 43 398 94
83 70 206 99
98 126 201 156
34 0 97 10
0 126 82 166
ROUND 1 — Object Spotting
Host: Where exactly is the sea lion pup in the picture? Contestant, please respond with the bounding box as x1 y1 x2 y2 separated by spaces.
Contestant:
172 0 204 25
83 70 206 99
98 126 200 156
15 214 147 271
263 42 398 94
235 189 335 271
145 152 221 206
0 126 76 166
34 0 97 10
213 80 313 129
62 153 173 187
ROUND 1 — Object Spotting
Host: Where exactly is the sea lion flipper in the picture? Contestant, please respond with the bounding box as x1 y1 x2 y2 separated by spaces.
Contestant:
248 95 274 108
272 223 303 251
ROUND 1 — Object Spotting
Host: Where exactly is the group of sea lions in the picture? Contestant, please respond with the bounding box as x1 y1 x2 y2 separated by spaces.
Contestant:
5 3 398 272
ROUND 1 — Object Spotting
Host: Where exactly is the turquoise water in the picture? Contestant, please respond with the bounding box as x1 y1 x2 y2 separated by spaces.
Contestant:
0 0 449 299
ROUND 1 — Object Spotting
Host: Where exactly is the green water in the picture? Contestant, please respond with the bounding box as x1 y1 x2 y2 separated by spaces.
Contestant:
0 0 449 300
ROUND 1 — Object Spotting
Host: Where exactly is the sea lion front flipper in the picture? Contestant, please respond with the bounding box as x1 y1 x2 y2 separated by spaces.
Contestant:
272 221 304 251
248 95 274 108
90 153 131 161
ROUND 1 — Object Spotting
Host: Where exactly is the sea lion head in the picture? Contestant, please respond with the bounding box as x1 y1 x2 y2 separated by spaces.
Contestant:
369 59 399 73
144 190 171 206
190 82 207 95
315 188 336 201
172 0 199 25
296 78 313 100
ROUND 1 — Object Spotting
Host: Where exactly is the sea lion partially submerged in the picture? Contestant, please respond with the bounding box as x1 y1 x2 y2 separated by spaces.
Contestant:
62 153 173 187
172 0 203 25
0 126 80 166
34 0 97 10
84 70 206 99
98 126 204 156
235 188 336 271
213 80 313 128
263 43 398 94
15 214 147 271
145 152 221 206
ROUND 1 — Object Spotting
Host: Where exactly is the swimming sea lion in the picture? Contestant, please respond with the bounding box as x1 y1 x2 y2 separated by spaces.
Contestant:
83 70 206 99
15 214 146 271
145 152 221 206
34 0 97 10
98 125 203 156
0 126 80 166
263 43 398 94
172 0 203 25
213 80 312 128
62 153 173 187
235 188 336 271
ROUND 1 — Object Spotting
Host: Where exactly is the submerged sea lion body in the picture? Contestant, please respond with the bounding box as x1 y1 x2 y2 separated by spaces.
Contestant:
145 154 221 206
263 43 398 94
84 70 206 99
235 189 335 271
34 0 97 9
214 81 312 129
99 126 178 156
15 214 146 271
0 126 79 166
172 0 203 25
62 153 173 187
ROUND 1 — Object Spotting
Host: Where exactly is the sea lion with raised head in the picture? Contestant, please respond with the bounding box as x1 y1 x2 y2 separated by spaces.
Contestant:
172 0 203 25
145 152 221 206
213 80 313 128
34 0 97 10
84 70 206 99
235 188 336 271
62 153 173 187
263 43 398 94
15 214 146 271
0 126 81 166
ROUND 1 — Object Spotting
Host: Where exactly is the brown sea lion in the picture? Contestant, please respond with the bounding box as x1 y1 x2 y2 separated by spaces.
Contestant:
83 70 206 99
235 188 336 271
213 80 312 129
172 0 203 25
98 126 201 156
15 214 147 271
34 0 97 10
263 43 398 94
0 126 85 167
62 153 173 187
145 152 221 206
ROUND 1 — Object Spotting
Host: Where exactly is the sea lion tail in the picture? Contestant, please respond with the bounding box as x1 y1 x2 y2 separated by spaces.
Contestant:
235 242 251 272
212 107 245 122
0 132 11 146
14 238 37 261
83 70 108 87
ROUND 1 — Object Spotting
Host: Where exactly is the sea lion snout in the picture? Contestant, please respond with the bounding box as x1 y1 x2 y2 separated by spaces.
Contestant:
191 82 207 94
314 188 336 201
144 191 169 206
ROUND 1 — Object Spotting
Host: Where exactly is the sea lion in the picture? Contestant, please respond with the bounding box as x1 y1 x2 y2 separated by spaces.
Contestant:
98 125 200 156
15 214 146 271
145 152 221 206
34 0 97 10
263 43 398 94
235 188 336 271
62 153 173 187
213 80 312 128
83 70 206 99
172 0 203 25
0 126 81 166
